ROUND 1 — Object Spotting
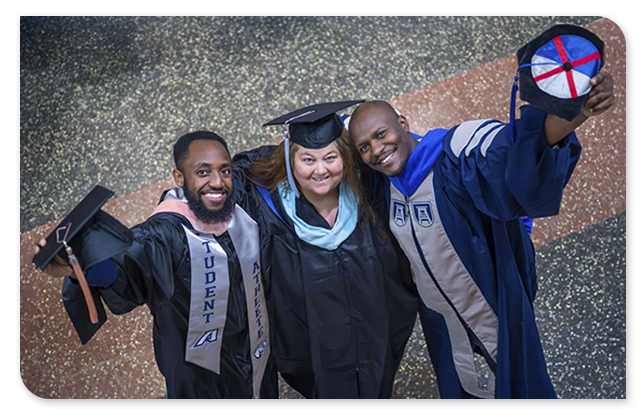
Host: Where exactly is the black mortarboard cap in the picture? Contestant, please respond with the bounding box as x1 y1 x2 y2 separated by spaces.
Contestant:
33 185 133 272
516 24 604 121
264 100 364 149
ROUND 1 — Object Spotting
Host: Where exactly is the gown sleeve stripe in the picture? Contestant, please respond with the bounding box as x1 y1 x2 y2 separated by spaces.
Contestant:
465 123 505 157
480 124 506 157
449 119 492 157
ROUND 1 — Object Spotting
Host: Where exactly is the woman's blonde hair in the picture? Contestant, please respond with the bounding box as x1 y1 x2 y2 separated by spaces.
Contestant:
248 131 376 226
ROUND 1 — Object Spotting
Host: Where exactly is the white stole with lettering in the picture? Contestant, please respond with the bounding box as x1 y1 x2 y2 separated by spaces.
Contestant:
183 205 270 399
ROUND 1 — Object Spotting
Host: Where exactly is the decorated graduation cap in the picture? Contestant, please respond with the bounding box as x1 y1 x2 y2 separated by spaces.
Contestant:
264 100 364 197
511 24 605 130
33 185 132 323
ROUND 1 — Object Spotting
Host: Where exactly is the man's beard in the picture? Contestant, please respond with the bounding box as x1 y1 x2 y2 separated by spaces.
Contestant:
183 185 235 224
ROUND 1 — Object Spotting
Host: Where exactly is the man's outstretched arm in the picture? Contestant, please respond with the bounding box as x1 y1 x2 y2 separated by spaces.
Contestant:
544 72 615 145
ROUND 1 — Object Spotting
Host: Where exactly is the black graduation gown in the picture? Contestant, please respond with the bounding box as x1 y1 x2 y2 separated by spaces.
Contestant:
233 147 419 399
62 212 279 399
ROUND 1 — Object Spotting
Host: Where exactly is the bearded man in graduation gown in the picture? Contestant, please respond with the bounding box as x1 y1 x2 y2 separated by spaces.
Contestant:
36 131 278 399
346 69 615 399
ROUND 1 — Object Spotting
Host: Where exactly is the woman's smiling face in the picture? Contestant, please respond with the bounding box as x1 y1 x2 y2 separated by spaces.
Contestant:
292 142 344 199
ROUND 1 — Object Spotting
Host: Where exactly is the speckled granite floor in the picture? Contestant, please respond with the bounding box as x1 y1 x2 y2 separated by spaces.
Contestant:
20 16 599 233
20 16 624 399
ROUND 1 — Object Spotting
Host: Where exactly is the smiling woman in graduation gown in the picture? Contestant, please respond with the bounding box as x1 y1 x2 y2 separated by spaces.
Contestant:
232 101 419 399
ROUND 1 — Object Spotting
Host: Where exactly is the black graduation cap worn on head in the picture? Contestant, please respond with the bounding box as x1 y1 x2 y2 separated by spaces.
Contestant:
33 185 133 324
514 24 605 124
264 100 364 197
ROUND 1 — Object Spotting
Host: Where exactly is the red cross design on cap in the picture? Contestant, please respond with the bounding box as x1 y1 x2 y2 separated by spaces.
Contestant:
533 36 601 99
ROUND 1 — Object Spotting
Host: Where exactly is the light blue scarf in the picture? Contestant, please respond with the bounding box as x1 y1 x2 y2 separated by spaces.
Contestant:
277 181 358 251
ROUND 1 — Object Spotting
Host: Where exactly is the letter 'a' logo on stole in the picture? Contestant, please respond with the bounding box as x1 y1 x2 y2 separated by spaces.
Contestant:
392 200 408 227
194 328 219 347
413 201 434 228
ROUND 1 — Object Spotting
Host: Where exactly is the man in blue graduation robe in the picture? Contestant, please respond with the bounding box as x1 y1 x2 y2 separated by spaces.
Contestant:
346 72 615 398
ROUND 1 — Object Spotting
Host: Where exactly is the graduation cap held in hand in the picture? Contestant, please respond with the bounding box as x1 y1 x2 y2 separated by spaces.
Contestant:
264 100 364 197
33 185 133 324
512 24 605 126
